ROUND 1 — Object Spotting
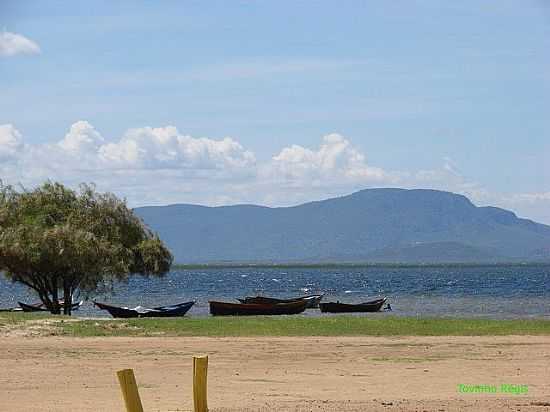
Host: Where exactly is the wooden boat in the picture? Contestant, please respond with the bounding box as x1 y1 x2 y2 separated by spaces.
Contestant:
209 300 307 316
93 301 195 318
319 298 387 313
237 294 323 308
18 300 83 313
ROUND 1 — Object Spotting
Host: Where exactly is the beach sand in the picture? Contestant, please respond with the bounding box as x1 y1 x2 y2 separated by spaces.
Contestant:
1 335 549 411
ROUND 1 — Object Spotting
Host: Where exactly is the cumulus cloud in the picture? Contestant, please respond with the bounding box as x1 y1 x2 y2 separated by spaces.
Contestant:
58 121 104 155
2 120 549 224
269 133 388 186
0 31 40 57
99 126 255 171
0 121 257 190
0 124 24 160
1 124 394 207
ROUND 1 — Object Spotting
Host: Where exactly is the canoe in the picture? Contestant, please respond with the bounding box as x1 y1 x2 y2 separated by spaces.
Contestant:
18 301 82 312
237 294 323 308
18 300 83 312
319 298 387 313
93 301 195 318
209 300 307 316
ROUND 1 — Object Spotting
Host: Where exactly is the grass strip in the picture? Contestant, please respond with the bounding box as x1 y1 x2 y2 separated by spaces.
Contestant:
3 313 550 337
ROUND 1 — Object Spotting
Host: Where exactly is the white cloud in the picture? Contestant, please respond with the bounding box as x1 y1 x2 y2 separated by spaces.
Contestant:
270 133 388 185
2 121 550 224
0 31 41 57
99 126 255 171
0 121 257 187
0 124 24 160
58 121 104 155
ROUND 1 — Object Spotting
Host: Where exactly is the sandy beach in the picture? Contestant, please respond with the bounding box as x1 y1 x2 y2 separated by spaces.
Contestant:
1 335 549 411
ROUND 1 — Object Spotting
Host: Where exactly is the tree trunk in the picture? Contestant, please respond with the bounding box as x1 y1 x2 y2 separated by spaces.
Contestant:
37 289 59 315
50 287 61 315
63 281 72 316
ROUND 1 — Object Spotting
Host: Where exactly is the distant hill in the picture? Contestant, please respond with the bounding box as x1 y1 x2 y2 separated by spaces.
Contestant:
135 188 550 264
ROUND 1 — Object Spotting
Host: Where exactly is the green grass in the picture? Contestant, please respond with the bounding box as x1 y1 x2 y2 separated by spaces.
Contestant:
3 313 550 337
0 311 55 325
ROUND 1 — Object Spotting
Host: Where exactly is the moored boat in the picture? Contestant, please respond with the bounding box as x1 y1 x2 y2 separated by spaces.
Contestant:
319 298 387 313
237 294 323 308
209 300 307 316
18 300 83 313
93 300 195 318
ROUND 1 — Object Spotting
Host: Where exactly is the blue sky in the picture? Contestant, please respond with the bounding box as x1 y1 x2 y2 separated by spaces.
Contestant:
1 1 550 222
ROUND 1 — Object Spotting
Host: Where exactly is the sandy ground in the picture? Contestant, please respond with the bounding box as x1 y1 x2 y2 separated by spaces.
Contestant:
1 336 550 411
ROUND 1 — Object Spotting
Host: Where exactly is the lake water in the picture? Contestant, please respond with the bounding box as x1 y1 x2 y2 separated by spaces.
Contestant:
2 265 550 319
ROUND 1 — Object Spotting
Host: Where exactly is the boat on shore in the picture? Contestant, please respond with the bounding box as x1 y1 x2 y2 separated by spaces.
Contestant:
18 300 83 313
237 294 323 308
319 298 387 313
209 300 307 316
93 300 195 318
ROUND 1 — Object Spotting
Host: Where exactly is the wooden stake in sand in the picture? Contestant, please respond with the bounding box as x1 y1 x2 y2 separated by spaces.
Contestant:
193 355 209 412
116 369 144 412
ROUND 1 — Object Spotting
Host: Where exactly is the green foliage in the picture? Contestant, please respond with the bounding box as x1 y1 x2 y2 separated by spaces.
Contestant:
0 181 173 314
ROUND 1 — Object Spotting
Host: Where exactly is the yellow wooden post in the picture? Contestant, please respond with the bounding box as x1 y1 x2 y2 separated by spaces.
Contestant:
117 369 144 412
193 355 208 412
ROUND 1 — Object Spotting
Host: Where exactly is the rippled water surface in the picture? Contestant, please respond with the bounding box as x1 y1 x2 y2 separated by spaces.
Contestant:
2 265 550 319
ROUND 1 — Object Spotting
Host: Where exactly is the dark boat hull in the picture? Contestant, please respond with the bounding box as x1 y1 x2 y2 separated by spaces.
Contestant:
210 300 307 316
18 301 83 313
93 301 195 318
237 295 323 309
93 301 137 318
319 298 387 313
147 302 195 317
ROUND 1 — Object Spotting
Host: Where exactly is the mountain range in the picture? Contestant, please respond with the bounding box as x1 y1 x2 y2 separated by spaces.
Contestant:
135 188 550 264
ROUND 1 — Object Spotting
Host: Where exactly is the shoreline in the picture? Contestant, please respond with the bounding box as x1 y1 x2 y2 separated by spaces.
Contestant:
172 261 550 269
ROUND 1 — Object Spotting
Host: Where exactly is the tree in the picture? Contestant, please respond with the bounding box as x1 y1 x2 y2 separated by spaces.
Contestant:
0 182 173 315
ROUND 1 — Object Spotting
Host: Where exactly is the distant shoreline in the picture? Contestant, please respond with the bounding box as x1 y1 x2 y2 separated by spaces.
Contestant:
172 261 550 270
